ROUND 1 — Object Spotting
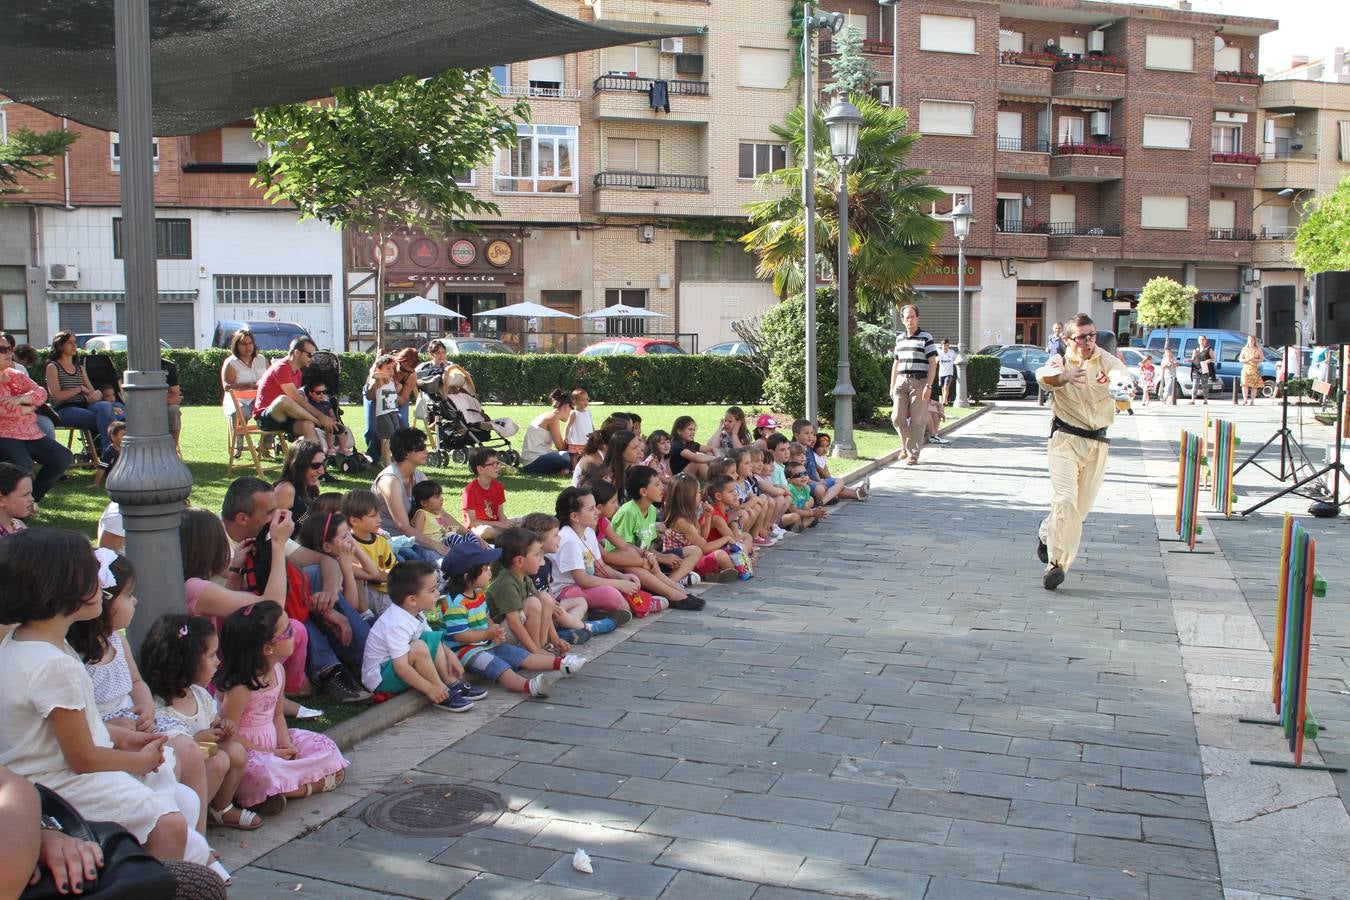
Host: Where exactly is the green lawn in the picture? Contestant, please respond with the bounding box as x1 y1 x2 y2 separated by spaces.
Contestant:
37 403 968 538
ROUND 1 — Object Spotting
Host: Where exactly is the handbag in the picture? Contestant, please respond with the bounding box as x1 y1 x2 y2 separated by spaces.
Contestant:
22 784 177 900
626 588 660 618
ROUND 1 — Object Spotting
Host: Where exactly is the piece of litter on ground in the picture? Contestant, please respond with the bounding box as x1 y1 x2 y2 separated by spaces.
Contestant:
1123 870 1136 877
293 884 303 892
573 848 593 874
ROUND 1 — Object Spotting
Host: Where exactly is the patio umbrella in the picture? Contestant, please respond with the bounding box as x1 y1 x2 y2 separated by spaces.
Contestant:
473 301 578 319
384 297 465 319
580 304 668 319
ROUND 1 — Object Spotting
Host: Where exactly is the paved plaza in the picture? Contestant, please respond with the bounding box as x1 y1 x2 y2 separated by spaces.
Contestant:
221 398 1350 899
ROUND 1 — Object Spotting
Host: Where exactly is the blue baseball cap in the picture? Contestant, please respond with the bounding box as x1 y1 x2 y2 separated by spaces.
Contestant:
439 540 501 577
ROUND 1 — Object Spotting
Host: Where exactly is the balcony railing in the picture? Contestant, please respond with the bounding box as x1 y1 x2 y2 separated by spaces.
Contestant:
1054 55 1127 74
1208 227 1256 241
1215 70 1264 85
498 84 584 100
996 220 1047 234
996 136 1051 153
1261 149 1317 161
1000 49 1058 67
1260 226 1298 239
818 39 894 56
592 75 709 96
593 172 709 191
1046 222 1122 237
1052 143 1124 157
1211 152 1260 165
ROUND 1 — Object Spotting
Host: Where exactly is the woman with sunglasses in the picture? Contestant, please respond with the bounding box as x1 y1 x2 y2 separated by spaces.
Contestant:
1033 313 1131 591
0 336 73 502
273 439 326 525
221 329 271 456
44 331 122 455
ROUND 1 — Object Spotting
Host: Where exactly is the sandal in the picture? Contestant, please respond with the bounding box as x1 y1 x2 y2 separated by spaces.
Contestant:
303 770 345 797
208 803 263 831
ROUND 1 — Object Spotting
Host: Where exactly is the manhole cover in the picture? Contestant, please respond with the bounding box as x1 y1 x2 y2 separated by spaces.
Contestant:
362 783 504 837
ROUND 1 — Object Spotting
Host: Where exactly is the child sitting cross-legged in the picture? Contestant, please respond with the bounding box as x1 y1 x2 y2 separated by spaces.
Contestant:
462 447 516 542
786 463 828 526
705 474 754 579
442 538 583 698
520 512 614 642
661 473 739 583
550 486 639 625
486 527 592 662
360 560 483 713
410 480 475 563
597 470 705 611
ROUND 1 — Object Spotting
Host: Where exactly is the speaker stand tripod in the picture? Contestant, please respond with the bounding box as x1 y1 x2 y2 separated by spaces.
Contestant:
1243 345 1348 517
1234 345 1319 485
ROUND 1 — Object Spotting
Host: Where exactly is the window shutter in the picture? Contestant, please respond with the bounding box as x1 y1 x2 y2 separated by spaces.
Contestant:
1050 194 1076 226
739 48 790 89
608 138 636 171
221 128 266 164
527 56 564 84
919 15 976 54
1208 199 1236 230
1214 45 1241 71
1145 35 1194 71
634 46 661 77
1141 196 1189 229
1059 35 1086 56
998 30 1023 54
738 143 755 178
997 111 1022 144
919 100 975 136
1340 120 1350 161
602 46 634 73
1142 116 1192 149
636 139 660 172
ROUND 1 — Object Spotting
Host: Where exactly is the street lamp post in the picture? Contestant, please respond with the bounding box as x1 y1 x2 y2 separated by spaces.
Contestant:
951 199 973 407
825 98 863 458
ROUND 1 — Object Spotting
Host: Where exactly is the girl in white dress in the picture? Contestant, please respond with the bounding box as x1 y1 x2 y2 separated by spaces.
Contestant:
0 529 188 861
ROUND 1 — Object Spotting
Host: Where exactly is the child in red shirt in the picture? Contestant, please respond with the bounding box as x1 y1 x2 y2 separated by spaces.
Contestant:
703 475 753 579
462 447 515 541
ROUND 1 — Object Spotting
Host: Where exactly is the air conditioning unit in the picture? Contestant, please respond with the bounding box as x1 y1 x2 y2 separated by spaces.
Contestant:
1088 30 1106 54
1089 111 1110 136
660 37 684 54
877 84 892 103
48 263 79 283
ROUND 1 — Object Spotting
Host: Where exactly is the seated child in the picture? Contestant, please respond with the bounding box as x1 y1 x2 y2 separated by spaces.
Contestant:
549 486 639 624
442 540 583 697
342 489 396 616
303 381 362 465
215 601 349 813
661 473 738 583
705 475 754 579
412 480 474 553
485 528 593 661
141 614 254 830
786 463 828 525
563 388 594 459
730 447 776 546
669 415 715 481
462 447 515 542
520 511 605 642
813 433 832 476
791 418 868 503
595 472 702 610
361 560 481 712
752 413 780 449
641 429 674 487
753 446 796 533
95 421 126 488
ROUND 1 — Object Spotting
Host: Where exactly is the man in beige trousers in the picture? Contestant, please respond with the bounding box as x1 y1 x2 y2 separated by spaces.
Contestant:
889 305 938 466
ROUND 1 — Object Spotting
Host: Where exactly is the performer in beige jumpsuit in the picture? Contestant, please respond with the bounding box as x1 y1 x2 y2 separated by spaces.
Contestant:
1035 313 1130 590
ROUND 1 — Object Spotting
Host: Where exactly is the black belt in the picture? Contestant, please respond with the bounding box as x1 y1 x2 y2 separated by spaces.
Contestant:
1051 417 1109 444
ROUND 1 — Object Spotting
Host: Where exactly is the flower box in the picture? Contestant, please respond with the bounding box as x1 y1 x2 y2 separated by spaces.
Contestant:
1002 49 1058 67
1215 70 1262 85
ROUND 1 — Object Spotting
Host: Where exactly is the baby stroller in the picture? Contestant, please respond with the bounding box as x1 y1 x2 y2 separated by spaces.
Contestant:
303 351 371 474
415 361 520 468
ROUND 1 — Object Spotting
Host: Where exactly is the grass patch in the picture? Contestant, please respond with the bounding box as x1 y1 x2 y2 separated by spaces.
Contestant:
285 700 368 734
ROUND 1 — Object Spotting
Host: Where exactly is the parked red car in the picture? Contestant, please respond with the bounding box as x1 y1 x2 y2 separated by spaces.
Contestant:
577 338 684 356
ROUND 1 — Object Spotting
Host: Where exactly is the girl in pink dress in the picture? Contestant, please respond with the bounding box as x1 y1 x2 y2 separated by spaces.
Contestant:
215 601 347 812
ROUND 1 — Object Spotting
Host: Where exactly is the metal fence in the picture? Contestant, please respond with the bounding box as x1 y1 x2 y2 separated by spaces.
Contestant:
593 172 709 191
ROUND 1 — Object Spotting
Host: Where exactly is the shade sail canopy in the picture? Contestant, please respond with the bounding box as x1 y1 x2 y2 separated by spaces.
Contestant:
0 1 702 135
384 296 465 319
474 300 576 319
581 303 667 319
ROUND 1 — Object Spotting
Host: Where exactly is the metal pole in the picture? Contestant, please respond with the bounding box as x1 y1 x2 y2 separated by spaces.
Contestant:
803 3 818 424
955 235 969 406
832 163 857 457
109 0 193 652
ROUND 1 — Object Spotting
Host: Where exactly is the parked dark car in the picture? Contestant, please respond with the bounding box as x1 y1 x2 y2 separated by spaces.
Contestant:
212 320 313 352
978 344 1050 398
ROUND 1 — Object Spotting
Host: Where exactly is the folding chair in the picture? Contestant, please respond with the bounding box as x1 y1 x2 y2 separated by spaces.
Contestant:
55 426 99 468
227 389 288 477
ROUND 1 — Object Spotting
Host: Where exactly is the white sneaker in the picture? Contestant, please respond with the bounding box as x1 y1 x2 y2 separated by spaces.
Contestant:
528 672 561 697
295 704 323 720
680 572 702 588
771 526 787 538
560 654 587 675
929 435 950 445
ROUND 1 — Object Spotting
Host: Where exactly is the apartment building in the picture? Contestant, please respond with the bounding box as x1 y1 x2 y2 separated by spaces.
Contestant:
0 101 343 349
818 0 1278 346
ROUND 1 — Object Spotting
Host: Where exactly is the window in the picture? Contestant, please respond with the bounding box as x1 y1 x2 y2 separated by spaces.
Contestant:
738 142 788 178
453 166 476 187
998 30 1023 55
1145 35 1194 72
739 48 790 89
112 218 191 259
490 65 510 89
997 111 1023 149
604 289 647 337
215 275 332 304
842 13 869 39
995 194 1023 232
220 127 267 164
919 100 975 136
602 44 661 78
1211 123 1242 153
919 15 976 54
1059 35 1086 57
607 137 659 172
496 123 577 194
0 108 6 142
109 132 160 173
1208 199 1235 229
1057 116 1084 144
928 185 971 217
1214 45 1241 72
1339 120 1350 162
1140 196 1189 229
1143 115 1192 149
1049 193 1076 227
527 56 564 95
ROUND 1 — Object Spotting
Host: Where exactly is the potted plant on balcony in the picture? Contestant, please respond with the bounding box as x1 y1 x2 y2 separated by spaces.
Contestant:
1099 144 1124 157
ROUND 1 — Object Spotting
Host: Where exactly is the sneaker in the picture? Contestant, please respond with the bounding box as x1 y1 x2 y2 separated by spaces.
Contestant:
434 693 475 713
1042 564 1065 591
680 572 702 588
1036 538 1048 565
753 536 772 547
456 680 488 701
559 654 587 675
585 617 617 636
929 435 950 445
528 672 562 698
557 627 591 645
321 667 372 704
669 595 705 611
294 704 324 720
607 608 634 627
770 526 787 539
652 596 670 612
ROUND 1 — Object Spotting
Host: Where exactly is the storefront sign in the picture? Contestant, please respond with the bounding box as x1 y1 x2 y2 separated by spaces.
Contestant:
449 240 476 267
351 300 374 334
373 239 399 266
409 238 439 267
407 273 506 284
486 240 513 268
1196 291 1238 304
915 255 981 287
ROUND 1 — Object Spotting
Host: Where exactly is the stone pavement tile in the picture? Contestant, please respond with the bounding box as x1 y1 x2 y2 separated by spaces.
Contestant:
886 786 1010 823
537 853 675 899
455 811 548 845
718 791 843 828
711 690 817 712
658 869 758 900
1007 799 1141 840
766 710 830 731
866 703 975 730
655 837 803 886
254 839 476 899
431 836 563 880
1005 737 1087 761
674 701 780 725
952 770 1079 805
1074 834 1220 881
867 838 1005 882
1075 786 1210 820
769 772 895 809
519 790 656 830
945 820 1076 861
611 775 734 812
440 734 571 765
467 779 541 813
970 715 1055 740
552 745 677 779
1120 766 1206 796
788 858 928 899
831 758 957 792
665 759 781 793
1081 743 1204 774
726 744 841 775
997 853 1148 899
612 731 743 764
1145 873 1224 900
876 743 1032 777
226 865 394 899
499 761 629 796
1026 757 1122 786
830 804 950 843
450 872 619 900
907 727 1014 754
667 717 779 746
822 714 913 744
638 808 875 864
519 720 627 750
768 727 882 758
504 701 626 729
341 823 460 860
1140 815 1215 850
528 818 673 864
923 875 1085 900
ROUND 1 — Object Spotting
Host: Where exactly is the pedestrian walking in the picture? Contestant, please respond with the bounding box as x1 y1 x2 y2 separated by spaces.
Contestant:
1189 335 1214 406
1035 313 1131 590
889 305 938 466
1039 321 1067 405
936 339 956 406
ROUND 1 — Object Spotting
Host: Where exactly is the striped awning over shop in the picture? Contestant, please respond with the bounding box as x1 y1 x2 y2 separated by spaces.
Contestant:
47 290 199 302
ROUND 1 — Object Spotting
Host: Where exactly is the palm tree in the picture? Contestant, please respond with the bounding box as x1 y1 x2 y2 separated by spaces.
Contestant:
741 94 946 321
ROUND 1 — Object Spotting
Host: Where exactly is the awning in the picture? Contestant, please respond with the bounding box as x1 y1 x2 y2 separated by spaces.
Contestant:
47 290 199 302
0 1 703 135
1001 95 1112 110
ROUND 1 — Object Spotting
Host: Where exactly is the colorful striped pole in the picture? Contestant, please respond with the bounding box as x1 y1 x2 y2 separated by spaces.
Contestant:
1174 430 1205 550
1210 418 1238 517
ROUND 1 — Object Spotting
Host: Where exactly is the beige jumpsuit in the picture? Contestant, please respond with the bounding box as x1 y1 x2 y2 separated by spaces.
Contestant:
1035 347 1127 572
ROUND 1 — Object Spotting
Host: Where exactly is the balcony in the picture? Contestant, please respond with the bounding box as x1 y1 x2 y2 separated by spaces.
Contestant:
1210 153 1259 187
995 136 1051 178
998 50 1054 96
1253 230 1297 266
1046 222 1123 258
818 38 894 57
1259 80 1328 110
1256 152 1319 191
1214 70 1263 86
1212 72 1262 107
497 84 583 100
1049 144 1123 181
1208 227 1256 241
993 221 1048 258
593 170 711 215
1051 55 1127 101
593 75 710 123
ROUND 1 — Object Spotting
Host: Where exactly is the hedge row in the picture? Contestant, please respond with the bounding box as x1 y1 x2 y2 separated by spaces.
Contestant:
31 350 766 407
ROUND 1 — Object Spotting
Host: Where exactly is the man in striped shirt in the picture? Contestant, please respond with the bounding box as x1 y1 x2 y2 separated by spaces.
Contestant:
889 304 938 465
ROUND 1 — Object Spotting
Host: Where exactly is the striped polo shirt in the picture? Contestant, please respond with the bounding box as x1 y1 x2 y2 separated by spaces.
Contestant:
893 329 938 379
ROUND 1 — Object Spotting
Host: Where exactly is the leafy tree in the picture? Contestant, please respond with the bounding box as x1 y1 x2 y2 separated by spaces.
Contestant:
252 69 528 342
1135 276 1196 350
1293 173 1350 274
1 127 78 200
825 26 873 97
741 94 945 322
